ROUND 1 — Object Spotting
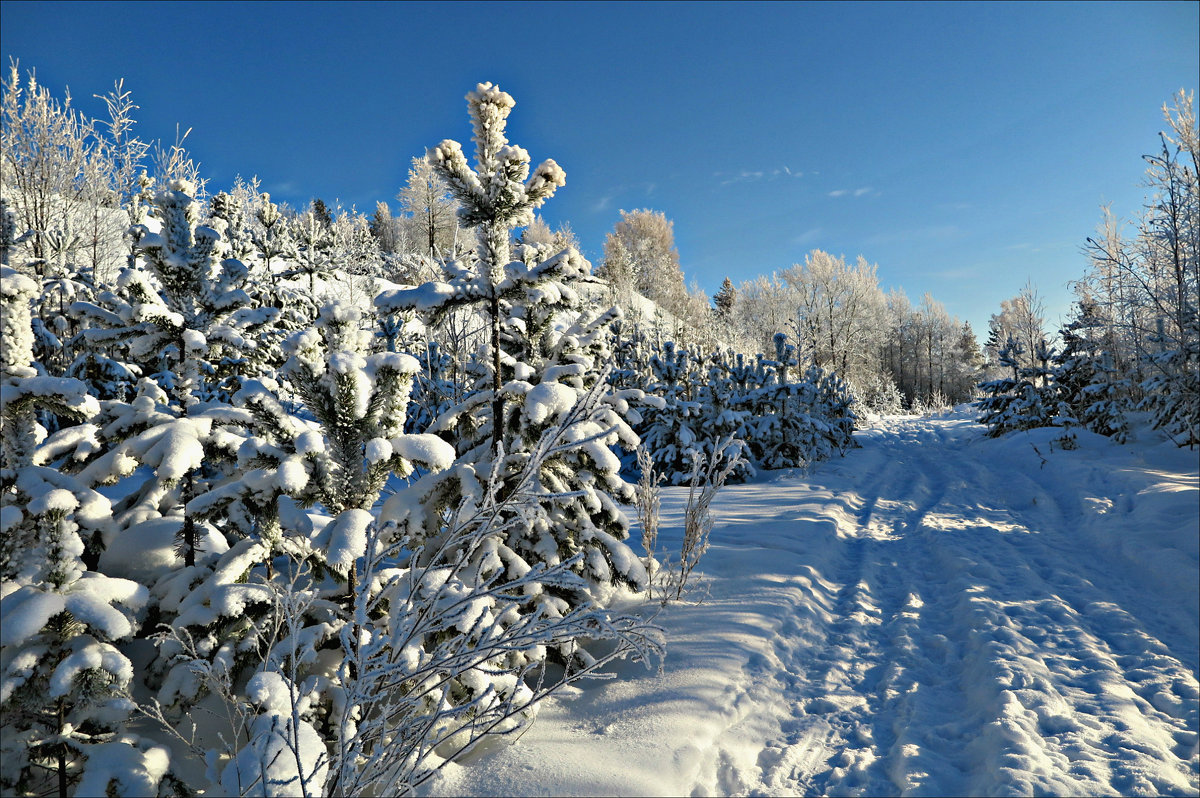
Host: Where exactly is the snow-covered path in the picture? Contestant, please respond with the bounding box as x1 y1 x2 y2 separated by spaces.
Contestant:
429 410 1200 797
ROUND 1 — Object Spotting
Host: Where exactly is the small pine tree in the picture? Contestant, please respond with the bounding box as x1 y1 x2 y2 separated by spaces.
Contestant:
1 266 166 796
376 82 648 642
713 276 736 320
1054 301 1129 441
976 335 1060 436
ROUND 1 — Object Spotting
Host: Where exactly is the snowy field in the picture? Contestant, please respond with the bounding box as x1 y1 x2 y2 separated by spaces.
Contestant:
428 407 1200 796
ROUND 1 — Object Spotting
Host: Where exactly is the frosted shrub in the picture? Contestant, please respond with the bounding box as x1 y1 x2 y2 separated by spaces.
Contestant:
142 388 667 792
1 267 170 796
635 445 662 599
662 439 747 603
330 435 664 795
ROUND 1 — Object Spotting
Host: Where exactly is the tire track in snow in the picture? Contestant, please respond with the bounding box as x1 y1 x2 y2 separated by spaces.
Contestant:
934 445 1200 795
702 443 897 795
747 415 1197 797
752 427 958 796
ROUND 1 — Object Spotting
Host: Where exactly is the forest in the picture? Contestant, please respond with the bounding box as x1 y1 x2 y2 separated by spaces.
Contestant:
1 64 1196 797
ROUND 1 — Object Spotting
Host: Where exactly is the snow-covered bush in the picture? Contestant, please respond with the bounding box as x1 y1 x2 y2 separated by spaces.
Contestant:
1 266 169 796
1053 301 1130 442
331 398 664 795
658 439 746 603
70 179 279 408
151 300 453 714
615 330 855 482
1139 308 1199 446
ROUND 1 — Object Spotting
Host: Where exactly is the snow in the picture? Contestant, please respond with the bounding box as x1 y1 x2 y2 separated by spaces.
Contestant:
375 280 460 315
181 329 207 353
295 429 325 455
0 504 22 534
75 737 172 798
26 487 77 515
364 437 392 465
314 508 373 573
63 573 147 639
99 516 227 584
391 433 456 472
427 408 1200 796
0 587 65 649
48 637 131 698
220 671 329 797
523 381 577 426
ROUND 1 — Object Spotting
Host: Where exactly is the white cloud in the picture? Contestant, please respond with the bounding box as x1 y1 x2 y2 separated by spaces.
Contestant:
717 167 803 186
829 186 875 198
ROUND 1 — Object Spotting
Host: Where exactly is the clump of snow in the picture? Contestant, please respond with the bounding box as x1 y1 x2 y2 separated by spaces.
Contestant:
26 488 78 516
181 329 206 354
523 382 577 426
48 637 131 698
267 455 305 493
364 437 392 465
219 671 329 797
314 509 373 573
391 434 456 472
295 429 325 455
75 736 172 798
1 587 65 650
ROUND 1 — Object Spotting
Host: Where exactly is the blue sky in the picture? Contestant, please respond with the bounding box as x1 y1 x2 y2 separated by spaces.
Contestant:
2 1 1196 336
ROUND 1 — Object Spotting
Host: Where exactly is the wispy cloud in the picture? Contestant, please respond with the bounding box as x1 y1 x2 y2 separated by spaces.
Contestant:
791 227 823 246
828 186 876 198
716 166 804 186
930 265 983 280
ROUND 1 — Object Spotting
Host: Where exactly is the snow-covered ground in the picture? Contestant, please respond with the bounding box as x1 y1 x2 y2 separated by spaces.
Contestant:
428 407 1200 796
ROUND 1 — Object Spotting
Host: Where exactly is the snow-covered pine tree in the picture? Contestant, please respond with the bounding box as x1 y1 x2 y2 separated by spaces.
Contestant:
150 300 455 728
695 349 755 479
70 178 279 409
62 180 279 588
742 333 857 469
284 206 336 297
1 266 171 797
252 192 290 284
627 340 703 484
1140 307 1200 447
975 334 1060 436
1054 300 1129 441
376 82 648 629
746 333 804 469
238 190 323 367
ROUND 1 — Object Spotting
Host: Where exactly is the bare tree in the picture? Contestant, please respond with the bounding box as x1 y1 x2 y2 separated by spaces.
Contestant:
986 280 1047 373
1 63 94 265
598 209 688 313
396 155 458 257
